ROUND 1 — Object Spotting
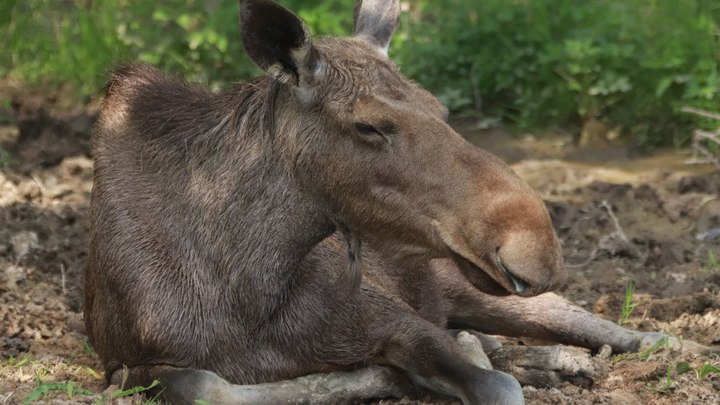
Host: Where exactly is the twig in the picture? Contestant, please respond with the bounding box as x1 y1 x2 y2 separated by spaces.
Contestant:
681 106 720 121
0 392 14 404
691 129 720 169
60 263 67 296
601 200 645 261
601 201 630 243
566 249 609 268
30 173 47 193
681 107 720 169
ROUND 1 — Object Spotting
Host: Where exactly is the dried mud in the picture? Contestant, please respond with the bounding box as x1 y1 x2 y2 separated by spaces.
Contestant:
0 95 718 404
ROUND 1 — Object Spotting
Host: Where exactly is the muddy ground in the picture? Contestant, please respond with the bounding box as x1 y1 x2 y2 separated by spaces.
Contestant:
0 88 718 404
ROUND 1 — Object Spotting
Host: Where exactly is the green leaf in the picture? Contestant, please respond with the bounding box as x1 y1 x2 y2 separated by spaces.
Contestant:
177 14 192 30
698 364 720 380
675 362 693 375
112 379 161 398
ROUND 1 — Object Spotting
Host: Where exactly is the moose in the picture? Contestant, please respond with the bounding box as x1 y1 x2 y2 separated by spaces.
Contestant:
84 1 710 404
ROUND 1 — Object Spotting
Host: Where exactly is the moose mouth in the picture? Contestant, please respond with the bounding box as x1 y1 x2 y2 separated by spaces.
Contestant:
495 250 529 294
449 249 532 296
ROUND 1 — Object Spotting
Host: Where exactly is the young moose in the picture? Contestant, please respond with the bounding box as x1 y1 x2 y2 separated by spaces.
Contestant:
85 1 705 404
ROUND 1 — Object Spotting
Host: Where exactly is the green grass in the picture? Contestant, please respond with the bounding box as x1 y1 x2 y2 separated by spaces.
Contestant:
23 381 94 404
618 280 637 326
647 363 675 396
707 250 719 272
613 336 670 364
111 379 161 398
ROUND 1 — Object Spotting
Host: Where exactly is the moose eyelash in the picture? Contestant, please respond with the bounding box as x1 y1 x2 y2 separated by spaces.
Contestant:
354 123 392 145
354 123 380 136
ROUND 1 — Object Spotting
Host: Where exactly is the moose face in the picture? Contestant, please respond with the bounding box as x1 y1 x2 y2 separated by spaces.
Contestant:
240 0 565 296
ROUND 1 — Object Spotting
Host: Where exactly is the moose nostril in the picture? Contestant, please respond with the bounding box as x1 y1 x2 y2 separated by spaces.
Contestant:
495 252 529 294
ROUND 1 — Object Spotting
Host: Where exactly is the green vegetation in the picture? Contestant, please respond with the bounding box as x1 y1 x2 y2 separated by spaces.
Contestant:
613 336 669 364
20 377 160 404
647 363 676 395
707 250 719 271
618 280 637 326
2 0 720 147
23 381 94 404
646 361 720 395
111 379 160 398
676 361 720 381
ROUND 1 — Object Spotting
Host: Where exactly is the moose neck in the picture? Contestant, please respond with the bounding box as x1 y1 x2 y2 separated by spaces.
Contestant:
192 81 336 317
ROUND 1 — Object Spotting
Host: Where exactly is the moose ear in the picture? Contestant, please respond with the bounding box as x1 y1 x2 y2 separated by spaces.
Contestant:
239 0 317 86
352 0 401 55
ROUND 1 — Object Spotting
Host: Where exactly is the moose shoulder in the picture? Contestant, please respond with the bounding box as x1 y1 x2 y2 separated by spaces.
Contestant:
85 1 694 404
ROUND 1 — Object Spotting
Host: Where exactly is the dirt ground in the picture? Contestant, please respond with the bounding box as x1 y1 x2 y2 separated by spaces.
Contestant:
0 88 718 404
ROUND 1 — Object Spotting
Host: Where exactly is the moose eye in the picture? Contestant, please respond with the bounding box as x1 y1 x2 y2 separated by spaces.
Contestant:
354 123 381 136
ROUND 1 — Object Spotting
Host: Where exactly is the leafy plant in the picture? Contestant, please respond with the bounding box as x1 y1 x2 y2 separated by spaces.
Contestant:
708 250 719 271
111 379 161 398
647 363 675 395
676 361 720 381
23 381 94 404
613 336 669 363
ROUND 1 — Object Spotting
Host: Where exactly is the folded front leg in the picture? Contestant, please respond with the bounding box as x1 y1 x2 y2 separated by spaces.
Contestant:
379 318 524 405
434 260 710 354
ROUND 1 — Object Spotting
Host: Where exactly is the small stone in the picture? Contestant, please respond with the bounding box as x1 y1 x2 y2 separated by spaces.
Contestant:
1 337 30 358
597 344 613 359
10 231 39 258
17 181 41 200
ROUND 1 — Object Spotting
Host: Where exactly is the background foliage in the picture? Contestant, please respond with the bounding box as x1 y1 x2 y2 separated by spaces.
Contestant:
1 0 719 147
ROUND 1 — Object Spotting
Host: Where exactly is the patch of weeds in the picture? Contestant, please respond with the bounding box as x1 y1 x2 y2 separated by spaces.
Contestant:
638 337 670 361
676 361 720 381
23 381 94 404
613 336 670 363
83 339 95 354
76 365 102 379
618 280 636 326
0 146 14 169
647 363 675 395
8 355 34 367
706 250 719 272
195 400 211 405
698 363 720 380
111 379 160 398
141 392 164 405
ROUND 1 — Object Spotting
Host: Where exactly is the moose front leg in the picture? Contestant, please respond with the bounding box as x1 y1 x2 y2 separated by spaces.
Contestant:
441 271 714 355
379 318 525 405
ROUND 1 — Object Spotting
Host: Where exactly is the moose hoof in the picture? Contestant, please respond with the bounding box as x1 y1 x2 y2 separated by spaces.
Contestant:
466 369 524 405
488 345 601 389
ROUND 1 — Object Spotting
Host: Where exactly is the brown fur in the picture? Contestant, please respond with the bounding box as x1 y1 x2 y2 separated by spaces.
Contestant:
84 1 569 403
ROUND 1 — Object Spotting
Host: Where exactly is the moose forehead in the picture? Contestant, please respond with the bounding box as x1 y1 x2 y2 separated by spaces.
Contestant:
312 37 449 121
